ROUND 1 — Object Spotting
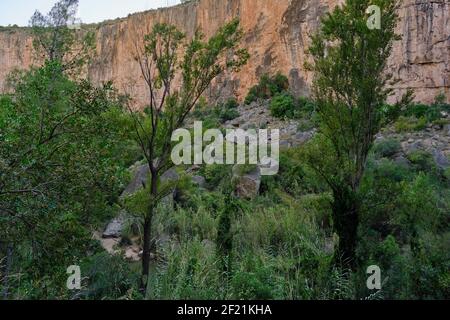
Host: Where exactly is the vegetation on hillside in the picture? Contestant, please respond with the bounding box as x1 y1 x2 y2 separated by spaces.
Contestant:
0 0 448 300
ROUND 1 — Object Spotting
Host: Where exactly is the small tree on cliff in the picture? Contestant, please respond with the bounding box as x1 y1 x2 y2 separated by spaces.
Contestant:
304 0 410 268
30 0 94 73
127 20 248 295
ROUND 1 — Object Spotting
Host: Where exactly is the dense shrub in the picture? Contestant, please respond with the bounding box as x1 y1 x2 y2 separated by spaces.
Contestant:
79 253 140 300
372 139 402 158
270 93 296 118
394 116 427 132
245 73 289 104
406 150 437 173
192 97 240 125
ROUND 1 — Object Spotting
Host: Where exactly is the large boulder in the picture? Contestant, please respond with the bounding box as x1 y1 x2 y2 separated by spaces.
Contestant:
232 165 261 199
192 175 207 188
291 131 314 147
120 163 150 199
432 148 450 170
102 211 126 239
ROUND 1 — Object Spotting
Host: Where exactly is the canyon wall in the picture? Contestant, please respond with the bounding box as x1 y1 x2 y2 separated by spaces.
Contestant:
0 0 449 106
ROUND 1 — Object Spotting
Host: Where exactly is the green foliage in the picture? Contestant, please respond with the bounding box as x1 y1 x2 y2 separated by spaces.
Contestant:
372 139 401 158
357 154 450 299
268 94 318 121
192 97 240 125
405 100 450 123
200 164 233 187
30 0 95 73
394 94 450 131
394 116 427 132
245 73 289 104
406 150 437 173
80 253 140 300
0 60 133 299
305 0 406 265
270 93 296 118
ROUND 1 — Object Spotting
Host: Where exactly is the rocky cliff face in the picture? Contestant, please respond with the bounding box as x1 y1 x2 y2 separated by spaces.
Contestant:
0 0 449 106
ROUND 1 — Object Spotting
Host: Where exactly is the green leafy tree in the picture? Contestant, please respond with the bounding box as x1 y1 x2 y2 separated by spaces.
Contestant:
127 20 248 294
30 0 94 73
0 61 133 298
0 2 134 298
304 0 410 267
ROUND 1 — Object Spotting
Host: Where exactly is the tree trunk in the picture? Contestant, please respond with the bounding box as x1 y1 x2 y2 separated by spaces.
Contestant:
139 172 158 297
332 188 359 269
140 215 153 295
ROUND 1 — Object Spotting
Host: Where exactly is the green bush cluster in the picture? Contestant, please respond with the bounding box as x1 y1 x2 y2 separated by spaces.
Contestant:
269 93 316 120
192 97 240 126
357 150 450 299
372 139 402 158
393 93 450 132
244 73 289 105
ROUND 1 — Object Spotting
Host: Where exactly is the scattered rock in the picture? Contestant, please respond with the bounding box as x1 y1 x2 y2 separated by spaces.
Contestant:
279 140 290 148
232 165 261 199
192 175 207 188
445 124 450 136
120 164 149 199
102 212 126 239
394 155 411 167
431 148 450 169
291 131 314 147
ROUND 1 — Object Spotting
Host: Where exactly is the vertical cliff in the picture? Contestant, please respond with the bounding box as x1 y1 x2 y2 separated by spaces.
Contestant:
0 0 449 105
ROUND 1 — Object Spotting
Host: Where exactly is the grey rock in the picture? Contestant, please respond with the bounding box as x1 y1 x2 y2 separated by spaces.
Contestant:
161 168 180 183
192 175 207 188
291 131 313 147
394 155 411 167
405 141 423 154
232 165 261 199
445 124 450 136
120 164 149 198
432 148 450 169
279 140 290 148
103 213 125 239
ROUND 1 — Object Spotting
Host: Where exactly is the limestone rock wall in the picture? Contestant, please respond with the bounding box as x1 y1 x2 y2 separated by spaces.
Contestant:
0 0 448 105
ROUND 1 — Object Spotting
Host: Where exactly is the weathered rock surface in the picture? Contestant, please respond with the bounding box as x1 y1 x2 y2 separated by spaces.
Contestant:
1 0 448 106
232 165 262 199
120 163 149 199
102 212 126 239
192 175 207 188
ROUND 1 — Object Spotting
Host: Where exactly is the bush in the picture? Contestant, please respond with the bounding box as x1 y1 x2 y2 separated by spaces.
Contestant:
297 96 317 117
224 97 239 110
80 253 140 300
372 139 401 158
394 116 427 132
270 93 296 118
201 164 232 187
406 150 437 173
401 94 450 125
219 108 240 123
245 73 289 104
191 97 240 125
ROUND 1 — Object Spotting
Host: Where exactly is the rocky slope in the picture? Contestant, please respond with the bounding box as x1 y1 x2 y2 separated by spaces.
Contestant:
0 0 449 105
100 97 450 262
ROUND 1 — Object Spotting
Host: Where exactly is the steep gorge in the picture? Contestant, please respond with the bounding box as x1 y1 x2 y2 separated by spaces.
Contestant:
0 0 448 105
